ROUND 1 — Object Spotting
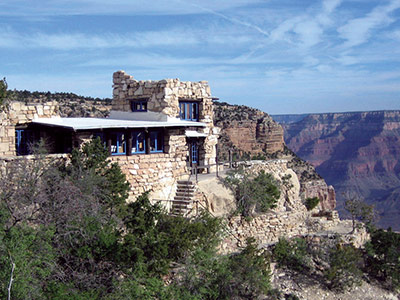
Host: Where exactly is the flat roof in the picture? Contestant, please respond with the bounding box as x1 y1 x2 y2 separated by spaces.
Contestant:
32 117 206 131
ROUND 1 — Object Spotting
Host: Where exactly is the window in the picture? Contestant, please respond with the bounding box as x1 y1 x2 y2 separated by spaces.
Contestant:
191 142 198 164
179 101 198 121
132 131 146 154
131 100 147 112
15 129 30 155
150 130 163 153
111 133 126 155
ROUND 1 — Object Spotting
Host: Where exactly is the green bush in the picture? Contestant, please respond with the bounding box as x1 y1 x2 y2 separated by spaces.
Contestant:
225 168 280 217
305 197 320 211
176 238 272 299
272 237 310 271
324 244 363 290
365 228 400 291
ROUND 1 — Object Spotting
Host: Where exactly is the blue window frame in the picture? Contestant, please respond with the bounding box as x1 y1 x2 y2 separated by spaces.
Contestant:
111 132 126 155
131 100 147 112
191 142 198 164
179 101 198 121
150 131 163 153
132 131 146 154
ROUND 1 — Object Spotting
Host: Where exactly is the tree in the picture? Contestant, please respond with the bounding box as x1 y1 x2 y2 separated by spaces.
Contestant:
344 196 375 233
224 167 280 217
0 77 7 109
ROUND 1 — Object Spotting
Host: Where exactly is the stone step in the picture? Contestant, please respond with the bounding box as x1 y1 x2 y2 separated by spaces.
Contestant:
176 191 195 196
172 205 192 210
171 208 190 215
175 191 194 197
177 180 193 185
176 186 195 190
173 196 193 201
172 199 192 204
176 185 195 190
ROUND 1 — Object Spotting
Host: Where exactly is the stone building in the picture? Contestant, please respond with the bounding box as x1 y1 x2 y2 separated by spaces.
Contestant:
0 71 219 201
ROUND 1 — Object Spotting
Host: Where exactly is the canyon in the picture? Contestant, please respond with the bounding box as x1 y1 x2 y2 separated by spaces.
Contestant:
273 111 400 230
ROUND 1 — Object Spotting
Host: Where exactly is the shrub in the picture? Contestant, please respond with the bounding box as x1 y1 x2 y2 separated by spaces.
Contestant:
272 237 310 271
305 197 320 211
324 244 363 290
225 168 280 217
176 238 272 299
364 228 400 291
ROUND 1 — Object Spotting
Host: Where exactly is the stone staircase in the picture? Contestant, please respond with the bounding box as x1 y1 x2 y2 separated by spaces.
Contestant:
171 180 196 216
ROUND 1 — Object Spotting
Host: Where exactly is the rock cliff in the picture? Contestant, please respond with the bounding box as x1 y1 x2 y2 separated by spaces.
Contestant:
213 101 284 157
214 101 336 212
274 111 400 230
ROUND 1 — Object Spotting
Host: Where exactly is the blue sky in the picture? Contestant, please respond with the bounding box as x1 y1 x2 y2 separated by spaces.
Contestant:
1 0 400 114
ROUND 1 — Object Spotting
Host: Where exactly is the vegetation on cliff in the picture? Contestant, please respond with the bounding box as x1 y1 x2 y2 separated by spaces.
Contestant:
270 231 400 293
224 167 280 217
0 139 273 299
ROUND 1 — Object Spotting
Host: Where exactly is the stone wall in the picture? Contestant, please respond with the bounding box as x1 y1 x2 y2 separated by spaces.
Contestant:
110 128 189 201
221 211 309 253
0 101 59 156
112 71 219 170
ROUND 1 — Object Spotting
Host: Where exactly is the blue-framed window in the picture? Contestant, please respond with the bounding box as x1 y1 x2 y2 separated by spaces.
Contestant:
150 130 163 153
191 142 198 164
132 131 146 154
111 133 126 155
15 129 30 155
179 101 198 121
131 100 147 112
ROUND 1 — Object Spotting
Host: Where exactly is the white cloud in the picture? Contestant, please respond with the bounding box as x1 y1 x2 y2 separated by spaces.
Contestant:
293 20 323 48
268 0 342 49
338 0 400 48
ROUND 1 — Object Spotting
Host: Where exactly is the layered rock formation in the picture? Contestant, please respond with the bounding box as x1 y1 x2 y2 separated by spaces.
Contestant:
213 101 284 157
214 101 336 213
275 111 400 230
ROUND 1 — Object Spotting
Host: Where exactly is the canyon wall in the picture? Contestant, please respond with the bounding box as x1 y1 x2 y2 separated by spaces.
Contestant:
213 102 284 157
274 111 400 230
214 101 336 212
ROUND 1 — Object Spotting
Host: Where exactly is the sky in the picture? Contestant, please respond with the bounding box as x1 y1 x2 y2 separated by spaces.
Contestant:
1 0 400 114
